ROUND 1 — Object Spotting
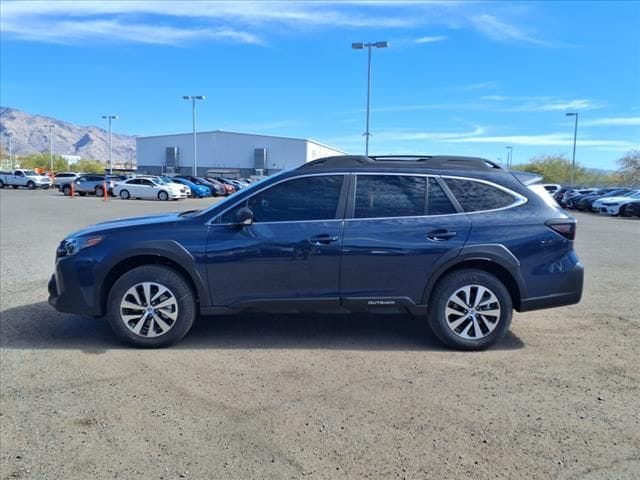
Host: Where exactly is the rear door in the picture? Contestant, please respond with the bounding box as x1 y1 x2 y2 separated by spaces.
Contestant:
340 174 470 306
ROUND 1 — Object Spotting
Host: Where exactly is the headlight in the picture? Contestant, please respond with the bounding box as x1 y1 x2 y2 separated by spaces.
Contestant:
61 236 103 257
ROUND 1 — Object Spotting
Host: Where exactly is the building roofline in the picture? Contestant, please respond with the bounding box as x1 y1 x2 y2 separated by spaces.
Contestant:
136 129 346 153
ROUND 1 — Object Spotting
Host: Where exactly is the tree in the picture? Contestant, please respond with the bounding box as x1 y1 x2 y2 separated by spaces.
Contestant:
617 149 640 187
514 154 619 186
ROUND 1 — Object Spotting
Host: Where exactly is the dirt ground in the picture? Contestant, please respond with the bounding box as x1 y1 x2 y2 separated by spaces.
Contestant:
1 189 639 480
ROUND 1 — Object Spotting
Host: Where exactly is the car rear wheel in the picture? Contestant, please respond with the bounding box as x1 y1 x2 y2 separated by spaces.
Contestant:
119 189 130 200
107 265 196 347
95 186 104 197
158 190 169 201
428 269 512 350
62 185 72 196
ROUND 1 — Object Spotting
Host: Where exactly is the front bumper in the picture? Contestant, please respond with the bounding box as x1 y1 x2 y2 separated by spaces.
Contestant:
48 259 102 317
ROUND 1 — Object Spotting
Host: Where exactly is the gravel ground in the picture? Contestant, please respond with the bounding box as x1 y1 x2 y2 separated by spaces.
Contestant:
1 188 639 480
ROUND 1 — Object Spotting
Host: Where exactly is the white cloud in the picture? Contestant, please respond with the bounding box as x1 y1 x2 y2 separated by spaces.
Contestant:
415 35 447 44
449 133 635 148
0 1 565 47
469 14 555 47
581 117 640 127
1 19 263 46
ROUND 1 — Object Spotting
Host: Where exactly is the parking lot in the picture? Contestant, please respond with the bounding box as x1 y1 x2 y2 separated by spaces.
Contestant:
1 188 639 480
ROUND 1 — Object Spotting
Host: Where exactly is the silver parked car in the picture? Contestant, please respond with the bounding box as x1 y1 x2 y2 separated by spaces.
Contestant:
53 172 80 189
60 174 115 197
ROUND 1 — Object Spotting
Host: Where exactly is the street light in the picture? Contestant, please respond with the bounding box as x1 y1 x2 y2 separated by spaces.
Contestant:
566 112 579 186
44 124 56 173
352 40 388 156
183 95 206 176
506 146 513 169
102 115 119 174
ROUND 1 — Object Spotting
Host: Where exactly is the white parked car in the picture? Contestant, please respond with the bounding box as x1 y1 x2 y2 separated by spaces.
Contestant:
113 177 188 201
593 191 640 215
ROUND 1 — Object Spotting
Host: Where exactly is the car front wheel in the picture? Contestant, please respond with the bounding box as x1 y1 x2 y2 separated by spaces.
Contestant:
158 190 169 201
428 269 512 350
107 265 196 347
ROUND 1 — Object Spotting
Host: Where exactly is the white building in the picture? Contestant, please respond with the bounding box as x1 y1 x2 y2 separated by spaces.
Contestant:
136 130 345 178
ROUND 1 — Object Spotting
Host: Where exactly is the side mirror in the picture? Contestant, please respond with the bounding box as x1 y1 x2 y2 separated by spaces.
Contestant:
233 207 254 227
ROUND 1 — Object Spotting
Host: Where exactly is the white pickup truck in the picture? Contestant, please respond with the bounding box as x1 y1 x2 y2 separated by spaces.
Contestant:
0 169 53 189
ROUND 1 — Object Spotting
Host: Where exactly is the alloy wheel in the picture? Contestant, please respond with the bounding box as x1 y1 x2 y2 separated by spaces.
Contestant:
119 282 178 338
445 285 501 340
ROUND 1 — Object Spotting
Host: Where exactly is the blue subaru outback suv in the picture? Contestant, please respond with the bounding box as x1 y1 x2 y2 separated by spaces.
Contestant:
49 155 583 350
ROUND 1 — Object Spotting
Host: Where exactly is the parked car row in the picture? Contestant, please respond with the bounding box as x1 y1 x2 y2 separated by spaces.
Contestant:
48 172 255 201
552 186 640 217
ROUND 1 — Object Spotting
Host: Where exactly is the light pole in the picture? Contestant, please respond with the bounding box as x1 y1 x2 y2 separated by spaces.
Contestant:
352 41 388 156
6 132 13 169
506 146 513 169
566 112 579 186
102 115 118 174
182 95 205 176
44 124 56 173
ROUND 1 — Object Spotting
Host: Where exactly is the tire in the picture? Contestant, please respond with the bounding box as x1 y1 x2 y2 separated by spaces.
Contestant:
158 190 169 201
428 269 513 351
107 265 197 348
62 185 71 196
0 180 4 189
119 189 130 200
27 181 35 190
95 186 104 197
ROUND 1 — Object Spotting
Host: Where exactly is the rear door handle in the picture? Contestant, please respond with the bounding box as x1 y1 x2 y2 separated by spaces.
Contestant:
309 234 339 245
427 229 457 241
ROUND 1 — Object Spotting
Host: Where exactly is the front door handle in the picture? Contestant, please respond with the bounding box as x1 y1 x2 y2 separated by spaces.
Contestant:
427 229 457 241
309 234 339 245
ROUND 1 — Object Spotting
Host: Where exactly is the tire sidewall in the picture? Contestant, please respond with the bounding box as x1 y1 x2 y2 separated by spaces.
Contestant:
428 269 512 350
107 265 196 348
96 187 104 197
158 190 169 201
27 181 35 189
120 189 130 200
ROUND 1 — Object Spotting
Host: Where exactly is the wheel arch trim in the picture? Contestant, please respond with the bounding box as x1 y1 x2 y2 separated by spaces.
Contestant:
97 240 210 315
422 244 526 311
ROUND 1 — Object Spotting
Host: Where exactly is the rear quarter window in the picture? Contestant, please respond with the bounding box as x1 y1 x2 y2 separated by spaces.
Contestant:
444 178 519 212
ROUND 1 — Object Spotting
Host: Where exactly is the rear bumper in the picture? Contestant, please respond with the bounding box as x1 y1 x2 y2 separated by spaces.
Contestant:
518 261 584 312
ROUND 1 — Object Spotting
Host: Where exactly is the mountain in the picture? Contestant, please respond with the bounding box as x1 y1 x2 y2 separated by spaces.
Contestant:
0 107 136 164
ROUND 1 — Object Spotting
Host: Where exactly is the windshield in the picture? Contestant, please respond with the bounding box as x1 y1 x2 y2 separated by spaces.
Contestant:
22 170 38 176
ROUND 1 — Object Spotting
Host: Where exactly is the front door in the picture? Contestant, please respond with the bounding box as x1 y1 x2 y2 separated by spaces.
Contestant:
206 174 347 308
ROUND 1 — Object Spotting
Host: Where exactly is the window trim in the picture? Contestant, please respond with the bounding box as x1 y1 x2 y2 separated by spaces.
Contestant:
210 172 349 226
344 172 527 221
440 175 528 214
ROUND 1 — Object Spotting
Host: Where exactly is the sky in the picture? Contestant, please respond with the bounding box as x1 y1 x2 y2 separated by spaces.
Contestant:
1 0 639 170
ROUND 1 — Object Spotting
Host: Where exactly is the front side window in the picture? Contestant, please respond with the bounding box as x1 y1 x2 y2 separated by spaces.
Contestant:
221 175 344 223
444 178 518 212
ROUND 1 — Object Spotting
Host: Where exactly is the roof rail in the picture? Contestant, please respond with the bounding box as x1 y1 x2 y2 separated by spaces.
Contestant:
298 155 503 171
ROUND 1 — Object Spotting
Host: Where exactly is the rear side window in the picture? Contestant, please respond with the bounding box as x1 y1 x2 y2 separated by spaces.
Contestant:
222 175 344 223
428 178 457 215
355 175 426 218
444 178 518 212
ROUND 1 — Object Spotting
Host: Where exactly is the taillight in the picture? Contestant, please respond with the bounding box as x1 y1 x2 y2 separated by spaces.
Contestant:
545 219 576 240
